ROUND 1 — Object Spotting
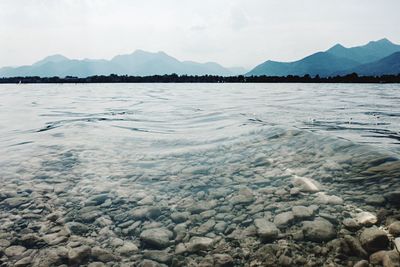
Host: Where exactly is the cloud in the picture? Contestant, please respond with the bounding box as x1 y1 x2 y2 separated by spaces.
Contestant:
0 0 399 68
190 25 207 32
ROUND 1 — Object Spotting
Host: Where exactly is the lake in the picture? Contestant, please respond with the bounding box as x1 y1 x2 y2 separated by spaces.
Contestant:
0 83 399 266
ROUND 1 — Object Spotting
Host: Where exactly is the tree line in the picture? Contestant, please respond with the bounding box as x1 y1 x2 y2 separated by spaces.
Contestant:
1 73 400 83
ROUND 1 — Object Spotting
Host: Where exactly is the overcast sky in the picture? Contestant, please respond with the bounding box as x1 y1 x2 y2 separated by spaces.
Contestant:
1 0 399 68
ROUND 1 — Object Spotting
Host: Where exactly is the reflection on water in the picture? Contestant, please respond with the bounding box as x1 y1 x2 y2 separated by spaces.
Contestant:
0 83 399 266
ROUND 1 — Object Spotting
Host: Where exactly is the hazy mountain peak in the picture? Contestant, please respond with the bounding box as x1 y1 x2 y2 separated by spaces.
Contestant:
327 43 346 52
372 38 392 44
247 38 400 77
0 50 235 77
365 38 395 48
33 54 69 66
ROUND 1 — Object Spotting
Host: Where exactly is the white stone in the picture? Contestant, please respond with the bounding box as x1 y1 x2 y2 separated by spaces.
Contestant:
356 212 378 226
292 176 320 193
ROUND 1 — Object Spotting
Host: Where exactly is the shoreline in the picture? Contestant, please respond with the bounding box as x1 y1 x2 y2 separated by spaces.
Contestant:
1 73 400 84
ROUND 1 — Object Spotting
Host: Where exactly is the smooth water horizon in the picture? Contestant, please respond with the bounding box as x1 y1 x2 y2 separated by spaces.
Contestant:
0 83 399 266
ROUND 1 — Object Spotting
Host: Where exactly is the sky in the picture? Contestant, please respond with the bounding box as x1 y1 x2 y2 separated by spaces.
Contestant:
0 0 400 69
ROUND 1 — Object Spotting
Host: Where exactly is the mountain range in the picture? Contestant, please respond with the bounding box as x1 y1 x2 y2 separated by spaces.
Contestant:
0 38 399 78
0 50 245 78
247 38 400 77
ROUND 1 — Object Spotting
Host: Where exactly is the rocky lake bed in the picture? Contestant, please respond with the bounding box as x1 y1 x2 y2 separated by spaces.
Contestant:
0 83 400 266
1 127 399 267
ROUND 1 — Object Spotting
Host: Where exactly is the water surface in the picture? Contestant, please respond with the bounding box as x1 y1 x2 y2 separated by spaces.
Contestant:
0 83 399 266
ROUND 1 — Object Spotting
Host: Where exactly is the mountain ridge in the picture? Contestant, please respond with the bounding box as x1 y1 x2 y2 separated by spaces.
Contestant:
0 50 237 77
247 38 400 77
2 39 400 78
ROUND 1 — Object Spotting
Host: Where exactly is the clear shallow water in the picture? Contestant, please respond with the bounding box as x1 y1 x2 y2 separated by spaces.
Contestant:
0 83 399 266
0 83 399 154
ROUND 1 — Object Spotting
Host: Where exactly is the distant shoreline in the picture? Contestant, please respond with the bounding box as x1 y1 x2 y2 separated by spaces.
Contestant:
1 73 400 84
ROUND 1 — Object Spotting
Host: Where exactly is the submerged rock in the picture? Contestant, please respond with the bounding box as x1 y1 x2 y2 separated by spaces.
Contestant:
274 211 294 228
302 219 336 242
2 197 29 208
343 235 368 259
292 176 320 193
388 221 400 236
4 245 27 257
314 193 343 205
230 188 255 205
213 254 234 267
254 218 279 241
91 246 119 262
382 250 400 267
365 195 386 206
66 222 90 235
292 206 314 219
88 263 107 267
356 212 378 226
353 260 369 267
68 246 91 265
342 218 361 231
384 191 400 206
130 206 161 220
140 228 173 249
32 247 67 267
138 259 163 267
143 250 172 264
186 237 214 252
115 242 139 256
359 227 389 253
170 211 190 223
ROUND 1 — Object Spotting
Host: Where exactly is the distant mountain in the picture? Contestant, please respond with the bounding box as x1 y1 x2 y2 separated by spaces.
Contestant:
32 54 69 66
247 38 400 77
338 51 400 76
0 50 237 77
247 52 360 77
326 38 400 64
